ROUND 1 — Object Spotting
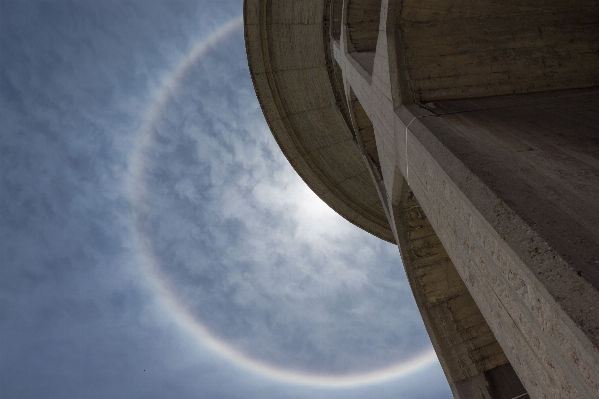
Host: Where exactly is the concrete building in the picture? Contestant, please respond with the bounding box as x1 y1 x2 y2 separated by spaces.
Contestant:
244 1 599 398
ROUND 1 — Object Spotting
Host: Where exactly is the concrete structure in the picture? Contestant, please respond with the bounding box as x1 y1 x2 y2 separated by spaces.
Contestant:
244 1 599 398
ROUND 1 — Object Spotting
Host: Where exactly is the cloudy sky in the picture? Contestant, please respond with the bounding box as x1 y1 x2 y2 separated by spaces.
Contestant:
0 1 452 398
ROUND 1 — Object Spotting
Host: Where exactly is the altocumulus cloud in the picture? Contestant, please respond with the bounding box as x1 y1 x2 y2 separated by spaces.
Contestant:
0 1 452 399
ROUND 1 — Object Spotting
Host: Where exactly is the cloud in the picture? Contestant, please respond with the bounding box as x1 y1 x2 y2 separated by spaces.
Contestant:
0 1 451 398
135 26 431 376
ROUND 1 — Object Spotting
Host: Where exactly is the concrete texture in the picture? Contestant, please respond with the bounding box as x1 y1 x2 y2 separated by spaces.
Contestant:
244 0 394 242
245 0 599 397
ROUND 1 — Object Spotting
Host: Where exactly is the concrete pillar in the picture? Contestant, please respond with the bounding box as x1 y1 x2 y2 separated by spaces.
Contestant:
332 1 599 397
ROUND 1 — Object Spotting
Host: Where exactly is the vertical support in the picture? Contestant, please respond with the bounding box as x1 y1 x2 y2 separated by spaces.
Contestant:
390 174 528 399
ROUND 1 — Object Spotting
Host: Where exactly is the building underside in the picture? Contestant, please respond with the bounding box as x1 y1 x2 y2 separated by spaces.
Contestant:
244 1 599 398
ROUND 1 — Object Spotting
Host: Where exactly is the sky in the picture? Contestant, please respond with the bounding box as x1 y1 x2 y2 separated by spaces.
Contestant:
0 1 453 398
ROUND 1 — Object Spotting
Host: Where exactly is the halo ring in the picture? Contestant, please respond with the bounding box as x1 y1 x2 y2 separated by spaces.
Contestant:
126 16 437 387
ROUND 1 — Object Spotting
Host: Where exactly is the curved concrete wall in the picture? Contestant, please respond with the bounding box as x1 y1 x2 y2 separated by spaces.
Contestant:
244 0 394 242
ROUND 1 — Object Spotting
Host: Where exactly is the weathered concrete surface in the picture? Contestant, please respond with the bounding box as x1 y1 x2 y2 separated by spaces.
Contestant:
244 0 394 242
392 176 527 398
245 0 599 398
390 0 599 102
346 0 381 52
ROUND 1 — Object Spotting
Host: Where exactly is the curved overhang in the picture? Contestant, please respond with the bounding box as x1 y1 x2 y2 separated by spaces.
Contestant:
244 0 394 243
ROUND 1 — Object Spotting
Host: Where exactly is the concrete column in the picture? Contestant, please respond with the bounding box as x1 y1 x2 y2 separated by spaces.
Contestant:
333 1 599 398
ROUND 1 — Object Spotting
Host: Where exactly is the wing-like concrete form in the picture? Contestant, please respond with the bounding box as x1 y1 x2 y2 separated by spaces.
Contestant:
245 1 599 398
244 1 394 242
